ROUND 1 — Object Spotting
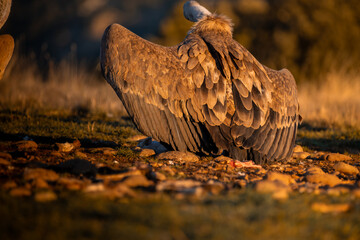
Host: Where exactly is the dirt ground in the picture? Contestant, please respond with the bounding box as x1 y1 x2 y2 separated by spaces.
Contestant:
0 108 359 240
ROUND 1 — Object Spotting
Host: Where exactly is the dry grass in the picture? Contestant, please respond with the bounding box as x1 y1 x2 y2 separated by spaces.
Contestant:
1 54 359 130
298 70 360 129
0 54 125 115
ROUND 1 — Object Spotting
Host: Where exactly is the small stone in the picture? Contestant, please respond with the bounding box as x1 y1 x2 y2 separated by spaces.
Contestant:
102 148 117 156
74 151 87 158
156 179 202 192
352 189 360 198
327 187 350 196
34 191 57 202
137 138 168 154
84 183 105 192
228 160 262 169
293 145 304 153
97 170 142 181
203 181 225 195
121 175 153 188
306 173 341 187
56 142 75 153
16 141 38 152
33 178 50 189
2 180 17 190
307 167 325 175
0 158 10 165
333 162 359 175
311 202 350 213
255 180 290 193
160 166 175 176
10 187 31 197
292 152 310 159
127 135 148 142
51 151 62 157
157 151 199 162
150 171 167 181
324 153 352 162
24 168 59 182
0 152 12 160
272 190 289 200
57 177 86 191
72 139 81 149
138 149 156 157
266 172 296 186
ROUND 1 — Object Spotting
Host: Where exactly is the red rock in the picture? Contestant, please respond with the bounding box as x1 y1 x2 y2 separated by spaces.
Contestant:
311 202 350 213
121 175 153 187
24 168 59 182
56 142 75 153
292 152 310 159
324 153 352 161
266 172 296 186
138 149 156 157
306 173 341 187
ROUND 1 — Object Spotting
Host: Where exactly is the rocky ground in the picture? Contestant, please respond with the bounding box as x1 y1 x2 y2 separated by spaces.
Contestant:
0 108 360 239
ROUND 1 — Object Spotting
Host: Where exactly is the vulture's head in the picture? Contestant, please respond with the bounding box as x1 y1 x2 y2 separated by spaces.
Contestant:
183 1 233 37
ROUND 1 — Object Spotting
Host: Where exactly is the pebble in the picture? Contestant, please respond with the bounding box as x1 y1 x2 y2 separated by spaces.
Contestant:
97 170 142 182
352 189 360 198
127 135 148 142
156 151 199 163
56 142 75 153
327 187 350 196
149 171 167 181
333 162 359 175
266 172 296 186
292 152 310 159
16 140 38 152
24 168 59 182
306 167 325 175
10 187 31 197
293 145 304 153
137 138 168 154
203 181 225 195
74 151 87 158
32 178 50 189
0 158 10 165
84 183 105 192
156 179 202 192
90 147 117 156
121 175 153 188
138 149 156 157
57 177 86 191
0 152 12 160
34 191 57 202
2 180 17 190
311 202 350 213
306 173 341 187
255 180 290 200
323 153 352 161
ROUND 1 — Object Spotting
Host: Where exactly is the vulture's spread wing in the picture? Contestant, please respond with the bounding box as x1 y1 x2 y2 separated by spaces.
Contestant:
101 14 300 163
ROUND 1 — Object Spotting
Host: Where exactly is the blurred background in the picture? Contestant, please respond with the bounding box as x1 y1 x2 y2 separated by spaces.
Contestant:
1 0 360 128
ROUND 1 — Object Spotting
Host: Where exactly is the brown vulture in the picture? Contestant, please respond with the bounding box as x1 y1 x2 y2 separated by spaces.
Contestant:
100 1 300 164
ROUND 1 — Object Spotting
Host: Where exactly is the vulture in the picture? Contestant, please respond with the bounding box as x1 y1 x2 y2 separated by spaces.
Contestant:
100 1 300 164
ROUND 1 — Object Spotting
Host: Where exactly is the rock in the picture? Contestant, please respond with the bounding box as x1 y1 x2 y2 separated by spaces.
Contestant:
127 135 148 142
352 189 360 198
137 137 167 154
324 153 352 161
90 147 117 156
149 171 166 181
0 152 12 160
57 159 97 177
34 191 57 202
97 170 142 182
157 151 199 163
84 183 105 192
292 152 310 159
266 172 296 186
57 177 88 191
311 202 350 213
24 168 59 182
333 162 359 175
228 160 262 169
32 178 50 189
56 142 75 153
156 179 202 192
160 166 175 176
306 173 341 187
0 158 10 165
2 180 17 190
121 175 153 188
306 167 325 175
51 151 62 157
293 145 304 153
327 187 350 196
16 140 38 152
203 180 225 195
72 139 81 149
10 187 31 197
138 149 156 157
255 180 290 200
74 151 87 158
